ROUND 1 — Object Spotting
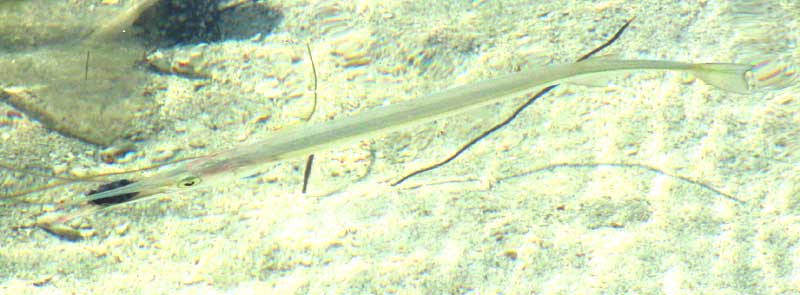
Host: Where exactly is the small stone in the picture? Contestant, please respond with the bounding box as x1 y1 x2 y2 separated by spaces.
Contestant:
146 45 213 78
251 111 272 124
254 78 281 99
188 136 208 148
99 141 136 164
51 164 68 175
174 123 188 133
36 218 84 241
681 72 696 84
69 167 90 178
181 274 204 285
114 222 130 235
87 244 110 257
151 148 176 162
501 249 518 260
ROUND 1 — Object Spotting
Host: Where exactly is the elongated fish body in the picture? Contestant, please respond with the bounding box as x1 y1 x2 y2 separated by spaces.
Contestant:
80 59 753 203
192 60 750 176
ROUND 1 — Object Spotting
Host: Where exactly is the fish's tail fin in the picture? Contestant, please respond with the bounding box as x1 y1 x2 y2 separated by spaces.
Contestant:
690 63 753 94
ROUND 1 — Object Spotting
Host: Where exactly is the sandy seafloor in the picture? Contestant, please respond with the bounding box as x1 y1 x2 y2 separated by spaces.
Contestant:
1 0 800 294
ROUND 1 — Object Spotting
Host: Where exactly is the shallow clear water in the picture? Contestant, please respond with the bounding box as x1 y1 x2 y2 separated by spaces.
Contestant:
1 1 798 294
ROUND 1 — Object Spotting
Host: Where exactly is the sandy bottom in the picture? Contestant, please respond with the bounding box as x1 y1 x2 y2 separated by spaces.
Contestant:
2 0 800 294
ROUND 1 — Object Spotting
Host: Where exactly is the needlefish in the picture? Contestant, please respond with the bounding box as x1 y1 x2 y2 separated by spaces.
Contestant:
42 58 756 231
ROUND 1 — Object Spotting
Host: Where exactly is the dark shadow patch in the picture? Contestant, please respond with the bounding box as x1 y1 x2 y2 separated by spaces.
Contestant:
0 0 283 145
87 179 139 205
133 0 283 47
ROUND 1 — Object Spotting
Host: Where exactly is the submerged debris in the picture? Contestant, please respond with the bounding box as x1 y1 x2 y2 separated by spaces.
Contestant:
0 0 159 145
99 141 138 164
0 0 280 145
146 44 213 78
37 220 88 241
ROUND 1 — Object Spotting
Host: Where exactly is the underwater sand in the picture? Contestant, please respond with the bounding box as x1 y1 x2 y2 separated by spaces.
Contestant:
2 0 800 294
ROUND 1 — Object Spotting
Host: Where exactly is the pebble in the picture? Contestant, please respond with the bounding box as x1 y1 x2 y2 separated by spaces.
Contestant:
69 167 90 178
188 136 208 148
681 72 696 84
114 222 130 235
87 244 110 257
146 45 212 78
150 145 180 162
330 29 372 68
181 274 204 285
99 141 136 164
51 164 68 175
254 78 282 99
36 219 85 241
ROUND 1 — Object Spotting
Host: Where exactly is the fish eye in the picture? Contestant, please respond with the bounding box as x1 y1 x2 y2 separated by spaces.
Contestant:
177 176 201 188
